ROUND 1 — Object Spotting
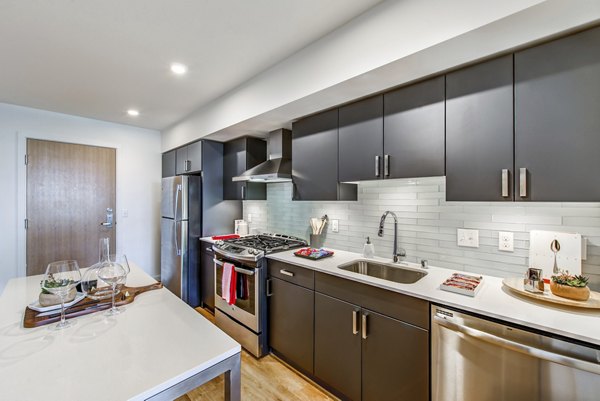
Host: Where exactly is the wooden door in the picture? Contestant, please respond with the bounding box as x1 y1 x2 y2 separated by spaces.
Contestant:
361 309 429 401
26 139 116 276
268 277 314 375
338 95 384 182
314 292 361 401
445 55 514 201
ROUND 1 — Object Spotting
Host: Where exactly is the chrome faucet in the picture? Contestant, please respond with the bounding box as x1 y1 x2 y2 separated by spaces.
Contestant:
378 211 406 263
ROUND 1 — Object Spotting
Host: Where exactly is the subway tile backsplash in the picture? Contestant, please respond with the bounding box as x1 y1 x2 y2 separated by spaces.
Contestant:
243 177 600 290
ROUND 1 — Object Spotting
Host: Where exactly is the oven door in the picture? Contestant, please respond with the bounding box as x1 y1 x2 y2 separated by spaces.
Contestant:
214 256 260 332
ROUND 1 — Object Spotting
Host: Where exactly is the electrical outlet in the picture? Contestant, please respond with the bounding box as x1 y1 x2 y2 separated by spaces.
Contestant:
457 229 479 248
498 231 514 252
331 219 339 233
247 214 252 223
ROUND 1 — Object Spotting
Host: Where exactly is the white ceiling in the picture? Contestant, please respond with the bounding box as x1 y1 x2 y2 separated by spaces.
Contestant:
0 0 382 130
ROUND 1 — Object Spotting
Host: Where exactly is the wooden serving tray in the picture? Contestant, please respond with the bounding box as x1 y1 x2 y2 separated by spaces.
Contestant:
502 277 600 309
23 283 163 328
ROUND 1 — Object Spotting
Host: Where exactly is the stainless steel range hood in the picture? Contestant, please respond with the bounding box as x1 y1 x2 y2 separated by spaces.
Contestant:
233 128 292 183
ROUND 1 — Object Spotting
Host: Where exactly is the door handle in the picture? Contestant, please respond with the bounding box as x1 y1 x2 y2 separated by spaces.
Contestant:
361 312 368 339
375 155 380 177
175 221 181 256
384 154 390 177
352 310 359 335
519 168 527 197
501 169 509 197
100 208 114 227
266 279 273 297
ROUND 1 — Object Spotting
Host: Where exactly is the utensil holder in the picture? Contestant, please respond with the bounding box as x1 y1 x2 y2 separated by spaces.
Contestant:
310 234 323 249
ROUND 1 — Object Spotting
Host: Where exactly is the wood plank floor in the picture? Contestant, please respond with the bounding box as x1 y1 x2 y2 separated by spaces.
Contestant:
176 308 338 401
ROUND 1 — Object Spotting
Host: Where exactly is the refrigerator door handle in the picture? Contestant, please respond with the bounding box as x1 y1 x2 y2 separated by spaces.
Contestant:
174 183 182 220
175 221 181 256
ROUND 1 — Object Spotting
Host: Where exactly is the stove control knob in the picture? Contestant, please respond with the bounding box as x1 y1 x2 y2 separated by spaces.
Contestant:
215 240 224 246
249 249 256 255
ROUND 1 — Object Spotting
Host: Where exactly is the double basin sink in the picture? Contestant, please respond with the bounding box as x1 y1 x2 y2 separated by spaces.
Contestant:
338 259 427 284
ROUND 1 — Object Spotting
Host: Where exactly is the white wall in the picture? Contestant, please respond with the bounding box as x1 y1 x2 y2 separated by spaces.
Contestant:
244 180 600 291
162 0 600 148
0 103 161 291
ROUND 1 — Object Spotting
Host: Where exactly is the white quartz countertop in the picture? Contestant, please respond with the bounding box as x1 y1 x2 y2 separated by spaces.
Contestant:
267 249 600 346
0 263 240 401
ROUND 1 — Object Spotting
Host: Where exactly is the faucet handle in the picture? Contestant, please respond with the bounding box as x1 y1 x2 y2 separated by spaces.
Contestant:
420 259 428 269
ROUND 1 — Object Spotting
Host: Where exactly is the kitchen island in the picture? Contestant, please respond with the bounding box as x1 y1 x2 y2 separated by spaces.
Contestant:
0 263 241 401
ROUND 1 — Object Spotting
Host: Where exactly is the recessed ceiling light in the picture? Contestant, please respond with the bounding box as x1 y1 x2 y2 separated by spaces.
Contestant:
127 109 140 117
170 62 188 75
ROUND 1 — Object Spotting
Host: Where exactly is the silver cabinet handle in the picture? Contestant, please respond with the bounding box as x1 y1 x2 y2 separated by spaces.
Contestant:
361 312 368 339
241 185 246 200
375 155 380 177
352 310 359 335
519 168 527 197
205 247 213 253
280 269 294 277
266 279 273 297
433 315 600 375
384 154 390 177
501 169 509 197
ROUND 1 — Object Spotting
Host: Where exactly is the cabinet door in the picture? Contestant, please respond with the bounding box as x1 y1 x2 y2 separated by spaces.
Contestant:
162 150 176 178
361 309 429 401
175 147 187 175
293 109 356 201
515 26 600 201
314 293 361 401
384 76 445 179
338 95 383 182
200 241 215 310
446 55 514 201
268 277 314 374
186 141 203 173
223 137 245 200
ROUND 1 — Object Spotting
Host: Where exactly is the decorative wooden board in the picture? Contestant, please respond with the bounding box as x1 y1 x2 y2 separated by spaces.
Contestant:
502 277 600 309
23 283 163 328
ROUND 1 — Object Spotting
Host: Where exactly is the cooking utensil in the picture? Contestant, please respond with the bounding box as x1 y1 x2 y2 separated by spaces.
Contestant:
551 239 561 274
318 214 328 234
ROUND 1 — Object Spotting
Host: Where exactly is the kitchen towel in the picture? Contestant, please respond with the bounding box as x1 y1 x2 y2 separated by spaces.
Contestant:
222 262 238 305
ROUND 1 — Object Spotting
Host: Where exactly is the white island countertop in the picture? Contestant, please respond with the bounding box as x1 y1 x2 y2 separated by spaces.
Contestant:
268 249 600 346
0 263 240 401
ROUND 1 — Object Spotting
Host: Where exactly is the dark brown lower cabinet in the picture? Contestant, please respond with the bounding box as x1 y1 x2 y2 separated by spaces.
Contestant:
199 240 215 311
361 309 428 401
314 293 428 401
268 277 314 375
314 293 362 401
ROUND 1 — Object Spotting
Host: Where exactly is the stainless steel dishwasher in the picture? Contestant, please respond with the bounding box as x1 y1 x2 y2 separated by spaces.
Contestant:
431 305 600 401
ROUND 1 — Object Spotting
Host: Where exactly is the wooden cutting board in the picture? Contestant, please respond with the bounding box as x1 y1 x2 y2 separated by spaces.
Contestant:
23 283 163 328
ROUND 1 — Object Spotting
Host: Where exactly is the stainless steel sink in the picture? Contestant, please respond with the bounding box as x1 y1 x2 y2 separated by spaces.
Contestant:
338 260 427 284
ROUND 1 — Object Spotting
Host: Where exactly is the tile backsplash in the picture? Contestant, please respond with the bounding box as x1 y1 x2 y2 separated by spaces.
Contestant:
243 177 600 290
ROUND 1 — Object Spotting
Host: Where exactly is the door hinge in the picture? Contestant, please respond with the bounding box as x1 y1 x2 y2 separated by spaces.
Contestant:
24 218 28 229
24 154 28 165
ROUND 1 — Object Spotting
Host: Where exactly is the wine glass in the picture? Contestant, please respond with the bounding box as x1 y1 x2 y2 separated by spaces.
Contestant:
42 260 82 330
98 260 127 316
110 254 130 291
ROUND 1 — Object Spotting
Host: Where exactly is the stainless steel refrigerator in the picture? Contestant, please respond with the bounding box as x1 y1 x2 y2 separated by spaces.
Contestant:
161 175 202 306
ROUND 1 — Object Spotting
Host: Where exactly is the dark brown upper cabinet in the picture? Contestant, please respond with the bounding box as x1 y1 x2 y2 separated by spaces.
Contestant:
176 140 203 175
338 77 445 183
162 149 176 178
338 95 384 182
445 55 514 201
514 26 600 201
223 136 267 200
384 76 445 179
292 109 357 201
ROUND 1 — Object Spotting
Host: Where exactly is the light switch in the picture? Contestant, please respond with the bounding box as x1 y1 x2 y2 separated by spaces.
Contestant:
331 219 339 233
457 229 479 248
122 209 128 218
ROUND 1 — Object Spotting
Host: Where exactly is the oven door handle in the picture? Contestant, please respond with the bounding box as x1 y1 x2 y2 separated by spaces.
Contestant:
213 258 255 276
433 315 600 375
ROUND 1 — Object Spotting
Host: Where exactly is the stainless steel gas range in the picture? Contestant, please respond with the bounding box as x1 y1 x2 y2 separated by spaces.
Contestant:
212 233 307 357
